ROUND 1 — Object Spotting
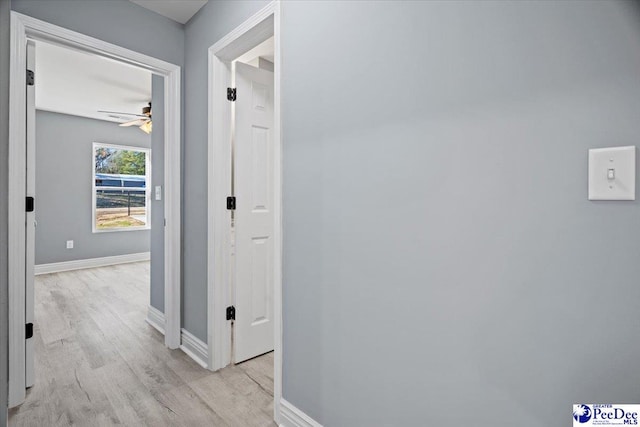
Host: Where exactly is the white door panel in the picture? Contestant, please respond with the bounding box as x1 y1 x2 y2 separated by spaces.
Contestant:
26 40 36 388
234 62 274 363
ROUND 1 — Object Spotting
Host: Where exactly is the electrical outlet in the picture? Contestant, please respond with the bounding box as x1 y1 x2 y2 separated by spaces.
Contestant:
66 240 74 249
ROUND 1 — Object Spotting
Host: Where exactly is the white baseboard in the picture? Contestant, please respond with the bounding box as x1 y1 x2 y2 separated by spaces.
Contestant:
146 306 208 369
146 305 165 335
76 304 207 386
180 328 208 369
35 252 150 275
280 399 323 427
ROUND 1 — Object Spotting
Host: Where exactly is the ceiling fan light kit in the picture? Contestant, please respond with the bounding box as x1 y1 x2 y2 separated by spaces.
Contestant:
139 120 152 134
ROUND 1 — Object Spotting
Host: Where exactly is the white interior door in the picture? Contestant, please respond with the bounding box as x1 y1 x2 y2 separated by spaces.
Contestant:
233 62 274 363
25 40 36 388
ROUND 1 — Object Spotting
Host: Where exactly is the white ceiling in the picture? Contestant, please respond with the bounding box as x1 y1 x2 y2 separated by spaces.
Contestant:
35 32 273 125
129 0 208 24
35 41 152 124
236 37 275 65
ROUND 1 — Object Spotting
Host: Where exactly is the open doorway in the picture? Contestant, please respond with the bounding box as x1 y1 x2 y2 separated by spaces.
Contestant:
231 36 275 364
8 12 181 408
207 1 284 423
23 39 155 395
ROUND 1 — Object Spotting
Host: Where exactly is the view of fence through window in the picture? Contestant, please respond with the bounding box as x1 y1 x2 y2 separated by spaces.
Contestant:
93 143 150 231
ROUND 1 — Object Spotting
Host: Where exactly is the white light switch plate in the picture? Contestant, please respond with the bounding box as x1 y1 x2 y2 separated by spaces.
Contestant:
155 186 162 201
588 146 635 200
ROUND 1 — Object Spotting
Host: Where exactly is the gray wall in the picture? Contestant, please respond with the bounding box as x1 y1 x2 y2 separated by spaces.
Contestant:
281 1 640 426
150 75 164 312
0 0 10 423
183 0 269 341
1 0 182 419
12 0 269 346
35 111 150 264
12 0 184 319
12 0 184 68
9 3 640 427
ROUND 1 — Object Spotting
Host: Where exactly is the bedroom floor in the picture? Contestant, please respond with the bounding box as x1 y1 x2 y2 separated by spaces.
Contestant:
8 262 276 427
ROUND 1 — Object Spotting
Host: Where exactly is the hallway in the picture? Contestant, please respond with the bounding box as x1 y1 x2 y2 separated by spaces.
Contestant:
8 262 275 427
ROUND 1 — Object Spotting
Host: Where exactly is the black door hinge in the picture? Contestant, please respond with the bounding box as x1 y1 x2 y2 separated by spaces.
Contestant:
26 196 34 212
26 69 34 86
226 196 236 210
227 87 236 102
26 323 33 339
226 306 236 321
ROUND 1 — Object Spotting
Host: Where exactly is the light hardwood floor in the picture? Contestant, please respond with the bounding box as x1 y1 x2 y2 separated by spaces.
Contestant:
8 262 276 427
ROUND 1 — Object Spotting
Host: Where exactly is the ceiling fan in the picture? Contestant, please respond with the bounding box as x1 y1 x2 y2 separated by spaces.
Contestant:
98 102 152 134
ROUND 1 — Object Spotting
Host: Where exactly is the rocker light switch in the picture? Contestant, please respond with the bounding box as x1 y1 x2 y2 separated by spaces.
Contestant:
589 146 635 200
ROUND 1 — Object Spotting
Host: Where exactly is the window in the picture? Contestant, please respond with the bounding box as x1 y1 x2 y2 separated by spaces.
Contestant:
93 143 151 232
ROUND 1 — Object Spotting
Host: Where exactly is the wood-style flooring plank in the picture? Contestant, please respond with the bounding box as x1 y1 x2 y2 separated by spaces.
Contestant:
9 262 275 427
188 364 274 427
237 352 275 396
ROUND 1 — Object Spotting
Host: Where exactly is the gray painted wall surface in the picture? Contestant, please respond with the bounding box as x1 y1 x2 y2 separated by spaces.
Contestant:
12 0 184 322
35 111 150 264
11 0 184 68
183 0 269 341
281 1 640 426
11 0 268 350
150 75 165 312
0 0 10 422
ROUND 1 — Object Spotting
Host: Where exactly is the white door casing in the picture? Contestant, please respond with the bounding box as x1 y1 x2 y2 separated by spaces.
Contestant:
25 40 35 389
207 1 283 422
9 11 182 407
233 62 275 363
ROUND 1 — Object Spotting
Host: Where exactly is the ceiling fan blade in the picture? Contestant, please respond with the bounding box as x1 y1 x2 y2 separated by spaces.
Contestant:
119 118 147 127
98 110 146 117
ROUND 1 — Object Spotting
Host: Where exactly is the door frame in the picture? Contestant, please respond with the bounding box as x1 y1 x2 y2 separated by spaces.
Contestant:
206 0 282 422
8 12 182 407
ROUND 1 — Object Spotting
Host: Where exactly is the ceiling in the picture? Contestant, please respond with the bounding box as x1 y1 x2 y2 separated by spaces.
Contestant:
35 1 213 124
236 37 274 65
129 0 208 24
35 41 152 124
34 32 273 126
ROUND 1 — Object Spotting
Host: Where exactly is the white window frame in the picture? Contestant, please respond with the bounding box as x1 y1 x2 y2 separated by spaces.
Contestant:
92 142 151 233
